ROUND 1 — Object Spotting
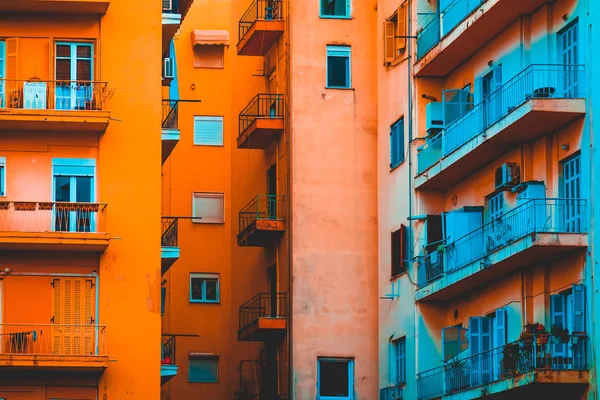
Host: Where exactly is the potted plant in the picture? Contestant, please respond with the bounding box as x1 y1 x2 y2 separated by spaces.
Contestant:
502 342 520 376
444 357 469 394
551 325 570 344
535 324 550 346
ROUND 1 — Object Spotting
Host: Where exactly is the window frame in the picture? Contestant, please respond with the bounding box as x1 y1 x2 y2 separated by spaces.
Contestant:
317 357 354 400
319 0 351 19
390 117 405 169
391 336 406 386
193 115 224 146
0 156 5 197
189 273 220 304
188 354 219 383
192 192 225 224
326 45 352 89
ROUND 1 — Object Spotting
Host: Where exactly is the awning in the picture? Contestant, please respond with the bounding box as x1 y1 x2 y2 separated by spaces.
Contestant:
191 30 230 46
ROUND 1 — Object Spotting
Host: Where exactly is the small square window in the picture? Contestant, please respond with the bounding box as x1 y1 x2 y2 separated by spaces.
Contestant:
190 273 220 303
326 46 351 89
317 357 354 399
193 45 224 69
189 354 219 383
0 157 5 196
320 0 350 18
192 192 224 224
194 116 224 146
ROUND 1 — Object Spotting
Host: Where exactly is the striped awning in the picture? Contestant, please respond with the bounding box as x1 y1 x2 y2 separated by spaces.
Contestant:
191 30 230 46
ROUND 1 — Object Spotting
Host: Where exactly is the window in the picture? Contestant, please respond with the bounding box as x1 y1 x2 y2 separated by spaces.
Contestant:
317 357 354 399
390 117 405 168
441 324 468 361
559 21 579 96
320 0 350 18
189 354 219 383
326 46 351 89
391 337 406 385
190 273 219 303
487 192 503 222
562 152 582 232
0 157 5 196
192 192 224 223
52 158 96 232
193 116 224 146
384 5 407 64
193 45 224 69
55 42 94 110
391 225 407 277
551 284 586 365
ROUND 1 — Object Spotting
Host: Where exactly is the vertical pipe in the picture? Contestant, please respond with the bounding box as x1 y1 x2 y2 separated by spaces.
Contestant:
95 271 99 355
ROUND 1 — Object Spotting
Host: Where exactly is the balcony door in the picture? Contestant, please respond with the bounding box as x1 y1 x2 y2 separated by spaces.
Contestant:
52 159 96 232
482 65 502 127
55 42 93 110
562 153 581 232
267 165 277 219
559 21 579 97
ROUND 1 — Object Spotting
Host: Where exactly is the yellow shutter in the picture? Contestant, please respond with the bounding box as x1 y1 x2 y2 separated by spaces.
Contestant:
384 21 396 64
84 279 94 355
63 279 73 355
396 5 407 55
73 279 81 355
52 278 62 355
5 38 18 79
51 278 93 355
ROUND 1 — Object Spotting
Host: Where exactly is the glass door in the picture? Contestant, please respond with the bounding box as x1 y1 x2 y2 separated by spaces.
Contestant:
559 22 579 97
55 43 93 110
54 175 93 232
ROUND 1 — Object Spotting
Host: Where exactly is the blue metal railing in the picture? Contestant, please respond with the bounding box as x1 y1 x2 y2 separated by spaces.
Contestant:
440 0 484 37
417 333 589 399
416 13 440 60
418 198 587 287
418 64 586 174
380 385 403 400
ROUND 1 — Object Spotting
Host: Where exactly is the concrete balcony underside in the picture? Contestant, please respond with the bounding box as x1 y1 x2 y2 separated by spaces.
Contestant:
416 232 588 302
237 117 284 149
237 20 284 56
444 370 589 400
237 219 284 247
161 364 178 385
161 246 180 275
416 98 586 191
0 354 109 373
238 317 286 342
162 13 182 56
162 128 180 164
0 0 109 14
415 0 549 77
0 231 110 252
0 109 110 133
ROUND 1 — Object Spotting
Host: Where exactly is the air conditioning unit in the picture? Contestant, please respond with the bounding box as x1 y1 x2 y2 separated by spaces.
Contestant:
426 102 443 136
495 162 520 190
23 81 47 109
163 57 174 79
162 0 172 12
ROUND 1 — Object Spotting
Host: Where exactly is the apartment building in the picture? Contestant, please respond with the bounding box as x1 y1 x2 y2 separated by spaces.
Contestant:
0 1 166 399
379 0 596 399
162 0 379 399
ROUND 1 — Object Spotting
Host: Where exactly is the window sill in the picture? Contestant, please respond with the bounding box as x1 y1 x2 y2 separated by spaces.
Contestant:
389 160 406 172
319 15 352 20
192 220 225 224
325 86 354 91
390 271 407 281
190 300 221 304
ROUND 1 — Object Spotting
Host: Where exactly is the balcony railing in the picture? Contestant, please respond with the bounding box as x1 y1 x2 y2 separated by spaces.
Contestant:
162 100 179 130
161 335 176 365
0 201 107 233
239 94 284 135
0 79 110 111
418 198 587 288
418 65 586 174
239 292 287 331
239 194 285 235
162 0 179 13
239 0 282 41
417 333 589 399
416 13 440 60
440 0 484 37
0 324 107 357
161 217 178 247
380 385 403 400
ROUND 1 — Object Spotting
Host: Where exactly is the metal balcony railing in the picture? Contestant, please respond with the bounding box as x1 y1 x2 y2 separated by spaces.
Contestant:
417 333 589 399
380 385 403 400
440 0 484 37
0 79 110 111
161 335 176 365
418 198 587 288
161 217 179 247
0 324 107 357
162 100 179 129
239 93 284 135
238 0 282 41
238 194 285 236
162 0 179 13
239 292 287 331
0 201 108 233
418 65 586 174
416 13 440 60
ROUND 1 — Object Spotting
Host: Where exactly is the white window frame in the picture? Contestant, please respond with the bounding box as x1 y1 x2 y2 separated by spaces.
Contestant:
192 192 225 224
193 115 224 146
317 357 354 400
326 45 352 89
0 156 5 197
190 273 220 303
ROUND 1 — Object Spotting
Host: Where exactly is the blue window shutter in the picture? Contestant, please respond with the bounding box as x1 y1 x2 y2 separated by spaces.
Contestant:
495 308 507 346
52 158 96 176
194 116 224 146
551 294 567 356
572 284 586 333
469 317 481 355
345 0 351 17
474 77 483 105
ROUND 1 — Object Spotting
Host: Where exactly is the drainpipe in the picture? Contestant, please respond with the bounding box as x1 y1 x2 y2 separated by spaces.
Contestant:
95 271 99 355
285 0 293 397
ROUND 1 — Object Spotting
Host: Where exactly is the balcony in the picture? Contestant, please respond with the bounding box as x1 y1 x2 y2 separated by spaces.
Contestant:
238 293 286 341
237 195 285 247
163 0 182 55
162 100 179 164
238 94 284 149
0 79 111 133
416 65 586 190
380 386 403 400
237 0 284 56
0 0 110 14
415 0 549 77
416 199 587 302
161 335 177 385
0 324 108 373
417 333 589 399
161 217 179 275
0 201 109 252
